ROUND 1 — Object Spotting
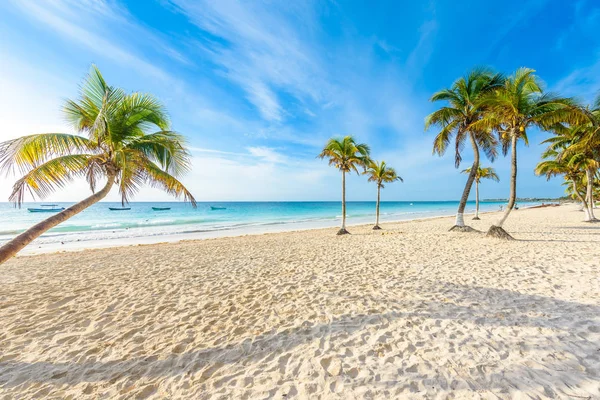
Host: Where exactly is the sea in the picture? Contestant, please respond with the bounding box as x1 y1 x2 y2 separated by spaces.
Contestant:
0 200 539 252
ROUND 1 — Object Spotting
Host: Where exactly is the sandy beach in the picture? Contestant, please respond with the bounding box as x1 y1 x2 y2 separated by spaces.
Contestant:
1 204 599 399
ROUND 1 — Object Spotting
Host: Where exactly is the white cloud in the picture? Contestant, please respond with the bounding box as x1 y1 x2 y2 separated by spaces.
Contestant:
247 147 287 164
8 0 173 82
168 0 329 122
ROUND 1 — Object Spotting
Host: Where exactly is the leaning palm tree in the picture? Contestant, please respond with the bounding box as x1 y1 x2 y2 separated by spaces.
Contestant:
364 160 403 230
473 67 587 239
425 67 503 231
318 136 370 235
460 166 499 220
540 126 599 221
556 94 600 220
0 65 196 264
535 148 592 221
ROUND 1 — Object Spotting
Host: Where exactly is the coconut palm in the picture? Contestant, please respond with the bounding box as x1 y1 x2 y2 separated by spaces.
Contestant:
535 148 592 220
539 125 599 221
558 94 600 218
318 136 370 235
460 166 499 220
364 160 403 230
0 65 196 264
425 67 503 231
473 68 587 239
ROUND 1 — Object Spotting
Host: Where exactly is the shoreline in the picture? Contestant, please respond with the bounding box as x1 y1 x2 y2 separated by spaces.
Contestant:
12 202 551 257
13 206 519 256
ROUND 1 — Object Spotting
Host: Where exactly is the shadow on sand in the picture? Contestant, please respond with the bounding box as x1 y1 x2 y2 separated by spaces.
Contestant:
1 282 598 397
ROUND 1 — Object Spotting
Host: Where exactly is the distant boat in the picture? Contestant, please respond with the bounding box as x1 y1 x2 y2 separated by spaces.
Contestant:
109 207 131 211
152 207 171 211
28 204 65 213
210 206 227 210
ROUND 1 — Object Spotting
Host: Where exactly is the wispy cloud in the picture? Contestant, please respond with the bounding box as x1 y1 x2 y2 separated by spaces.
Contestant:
247 147 287 164
8 0 174 82
167 0 329 122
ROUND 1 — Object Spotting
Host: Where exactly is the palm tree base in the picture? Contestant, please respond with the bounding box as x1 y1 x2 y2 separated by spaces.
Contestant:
336 228 350 235
472 216 480 220
449 225 479 233
372 225 382 230
585 219 600 223
486 225 514 240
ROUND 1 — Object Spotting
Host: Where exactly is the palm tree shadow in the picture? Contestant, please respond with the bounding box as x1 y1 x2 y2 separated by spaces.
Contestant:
1 282 599 397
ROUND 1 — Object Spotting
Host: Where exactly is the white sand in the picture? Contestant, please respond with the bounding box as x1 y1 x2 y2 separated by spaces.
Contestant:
0 204 599 399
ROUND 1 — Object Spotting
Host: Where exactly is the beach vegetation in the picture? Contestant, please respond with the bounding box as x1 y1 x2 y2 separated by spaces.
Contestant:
318 136 370 235
425 67 503 231
364 160 403 230
460 166 499 220
0 65 196 264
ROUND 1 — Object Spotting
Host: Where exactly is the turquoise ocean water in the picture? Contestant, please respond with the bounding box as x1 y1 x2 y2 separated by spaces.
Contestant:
0 200 539 249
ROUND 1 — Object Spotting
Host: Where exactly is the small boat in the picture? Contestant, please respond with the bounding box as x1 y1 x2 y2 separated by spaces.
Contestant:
152 207 171 211
109 207 131 211
210 206 227 210
28 204 65 213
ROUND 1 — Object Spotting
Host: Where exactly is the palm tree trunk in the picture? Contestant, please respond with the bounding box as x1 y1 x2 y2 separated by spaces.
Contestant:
572 178 591 221
0 174 116 264
452 132 479 230
373 185 381 230
488 133 517 239
473 180 480 220
338 170 348 235
586 168 597 221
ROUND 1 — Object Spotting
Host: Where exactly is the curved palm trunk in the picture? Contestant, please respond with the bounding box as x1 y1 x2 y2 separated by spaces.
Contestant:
585 168 597 221
572 178 592 221
488 133 517 239
373 185 382 230
338 170 349 235
451 132 479 230
473 180 480 220
0 175 116 264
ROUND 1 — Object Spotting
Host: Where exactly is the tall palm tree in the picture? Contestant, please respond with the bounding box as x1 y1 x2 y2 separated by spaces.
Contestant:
460 166 499 220
539 126 599 221
364 160 403 230
0 65 196 264
425 67 503 231
559 93 600 219
473 67 587 239
535 148 592 220
318 136 370 235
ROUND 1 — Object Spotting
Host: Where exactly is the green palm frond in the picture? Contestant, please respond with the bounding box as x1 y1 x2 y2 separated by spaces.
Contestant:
141 160 197 206
318 136 371 173
426 67 504 167
0 133 95 175
0 64 196 208
364 160 403 188
126 131 191 176
8 154 96 205
461 166 499 183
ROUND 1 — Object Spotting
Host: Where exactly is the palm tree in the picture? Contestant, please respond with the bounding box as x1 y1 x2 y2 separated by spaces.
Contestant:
460 166 499 220
473 67 587 239
364 160 403 230
539 126 599 221
558 94 600 219
425 67 503 231
318 136 370 235
0 65 196 264
535 148 592 220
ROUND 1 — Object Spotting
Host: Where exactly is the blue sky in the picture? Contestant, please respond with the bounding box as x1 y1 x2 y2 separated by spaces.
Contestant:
1 0 599 202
